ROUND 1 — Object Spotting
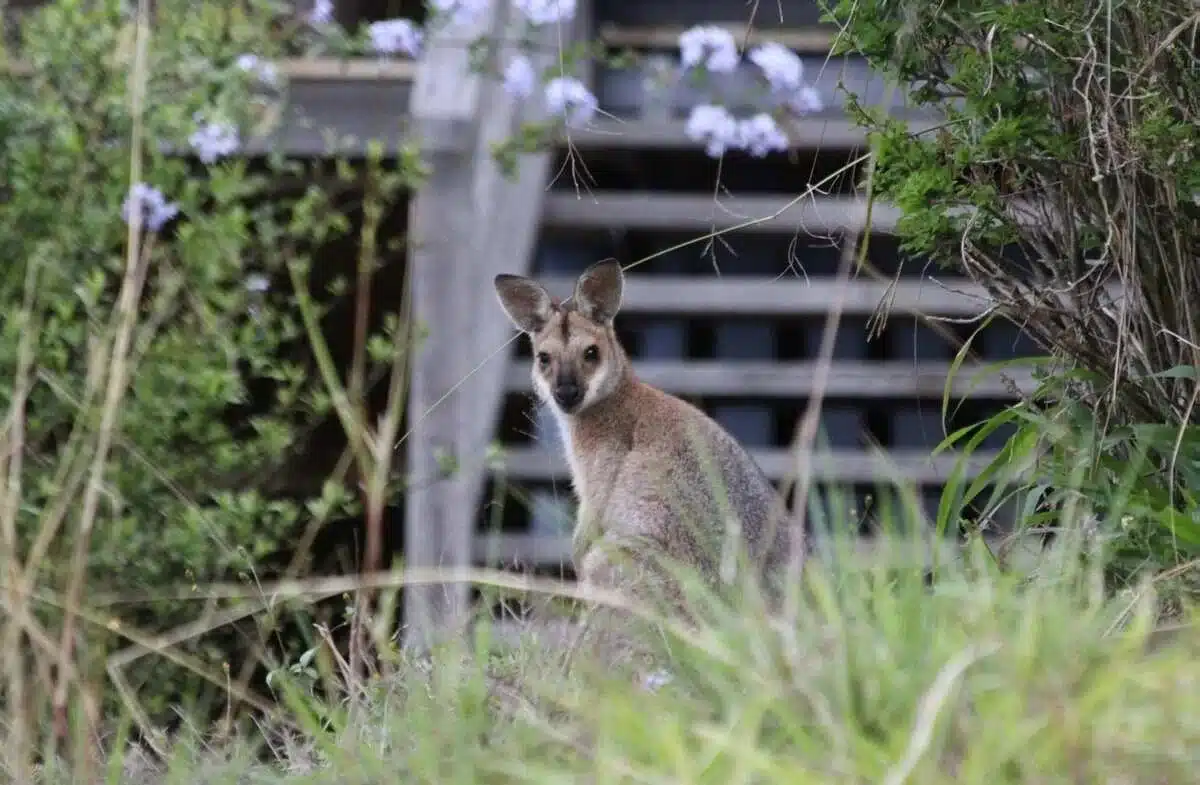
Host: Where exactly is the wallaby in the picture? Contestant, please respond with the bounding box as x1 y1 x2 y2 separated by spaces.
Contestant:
493 259 801 603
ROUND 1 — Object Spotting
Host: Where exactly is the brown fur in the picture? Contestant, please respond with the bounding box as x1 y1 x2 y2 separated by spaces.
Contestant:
494 260 802 607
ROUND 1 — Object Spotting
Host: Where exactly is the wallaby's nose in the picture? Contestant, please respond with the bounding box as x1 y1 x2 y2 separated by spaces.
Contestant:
553 381 582 410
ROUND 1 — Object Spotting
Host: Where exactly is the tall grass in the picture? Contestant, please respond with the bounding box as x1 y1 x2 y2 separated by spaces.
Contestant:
11 513 1198 785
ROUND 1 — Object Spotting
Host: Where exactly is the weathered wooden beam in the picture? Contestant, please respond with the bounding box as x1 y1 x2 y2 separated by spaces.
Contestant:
8 56 421 157
3 56 417 79
534 276 999 316
593 41 944 123
404 5 501 651
505 360 1036 398
598 23 840 54
497 446 1003 484
563 117 940 151
403 2 566 650
543 192 1056 237
543 193 903 234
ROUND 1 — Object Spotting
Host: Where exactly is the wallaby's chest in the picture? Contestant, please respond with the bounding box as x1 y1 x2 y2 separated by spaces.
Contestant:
557 415 629 507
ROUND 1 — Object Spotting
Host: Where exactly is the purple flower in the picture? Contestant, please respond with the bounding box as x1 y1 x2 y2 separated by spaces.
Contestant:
308 0 334 26
503 55 536 99
749 42 804 93
736 113 790 157
641 669 673 691
122 183 179 232
786 85 825 115
427 0 490 27
235 54 279 87
245 274 271 293
514 0 577 26
685 104 740 158
368 18 423 57
544 77 597 127
189 117 240 164
678 25 739 74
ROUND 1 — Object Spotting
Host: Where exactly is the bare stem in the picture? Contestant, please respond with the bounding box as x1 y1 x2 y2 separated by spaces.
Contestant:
51 0 154 754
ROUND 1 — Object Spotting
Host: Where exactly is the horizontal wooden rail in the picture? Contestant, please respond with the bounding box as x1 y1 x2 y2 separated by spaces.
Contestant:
543 193 902 234
563 117 939 151
597 23 841 55
497 446 1002 484
543 192 1057 237
534 276 996 316
7 56 423 155
504 360 1036 398
3 56 416 80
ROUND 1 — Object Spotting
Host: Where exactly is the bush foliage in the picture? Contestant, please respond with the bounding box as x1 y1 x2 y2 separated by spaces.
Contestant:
826 0 1200 586
0 0 415 719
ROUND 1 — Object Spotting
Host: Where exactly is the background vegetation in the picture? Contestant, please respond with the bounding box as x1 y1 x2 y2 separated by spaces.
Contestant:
0 0 1196 782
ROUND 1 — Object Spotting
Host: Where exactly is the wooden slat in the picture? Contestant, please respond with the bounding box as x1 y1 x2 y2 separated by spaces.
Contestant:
563 118 940 151
497 446 1002 484
505 360 1035 398
475 533 575 567
278 58 416 80
535 276 995 316
8 56 424 156
598 23 840 54
544 192 1055 238
543 193 902 234
3 56 416 80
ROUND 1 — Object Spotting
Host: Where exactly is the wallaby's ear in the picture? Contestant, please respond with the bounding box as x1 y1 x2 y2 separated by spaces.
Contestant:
573 259 624 325
494 273 554 334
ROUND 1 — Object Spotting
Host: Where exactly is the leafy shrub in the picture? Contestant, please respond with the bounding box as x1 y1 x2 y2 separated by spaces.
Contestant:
827 0 1200 586
0 0 414 720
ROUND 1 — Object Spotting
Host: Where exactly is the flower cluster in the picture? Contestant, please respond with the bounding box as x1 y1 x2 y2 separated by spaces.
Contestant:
122 183 179 232
235 53 279 87
513 0 577 26
677 25 825 158
503 55 537 99
544 76 598 128
678 25 738 74
737 112 791 157
684 104 789 158
307 0 334 27
500 60 598 128
427 0 491 28
189 115 240 164
368 18 423 57
748 42 804 92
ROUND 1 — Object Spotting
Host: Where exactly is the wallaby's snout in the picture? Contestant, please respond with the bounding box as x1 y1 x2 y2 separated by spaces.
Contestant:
552 375 584 411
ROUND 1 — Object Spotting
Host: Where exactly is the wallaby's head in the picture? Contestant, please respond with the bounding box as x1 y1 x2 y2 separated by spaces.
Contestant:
494 259 629 416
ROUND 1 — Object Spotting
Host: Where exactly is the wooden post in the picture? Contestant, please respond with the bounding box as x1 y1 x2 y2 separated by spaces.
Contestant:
404 1 559 650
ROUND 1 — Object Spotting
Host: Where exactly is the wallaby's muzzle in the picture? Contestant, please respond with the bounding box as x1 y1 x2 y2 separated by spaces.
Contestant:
553 379 583 411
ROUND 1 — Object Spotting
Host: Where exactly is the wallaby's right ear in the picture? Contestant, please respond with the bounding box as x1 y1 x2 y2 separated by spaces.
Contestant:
494 274 553 334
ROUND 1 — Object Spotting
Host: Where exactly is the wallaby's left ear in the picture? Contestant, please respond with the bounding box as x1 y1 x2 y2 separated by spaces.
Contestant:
573 259 624 325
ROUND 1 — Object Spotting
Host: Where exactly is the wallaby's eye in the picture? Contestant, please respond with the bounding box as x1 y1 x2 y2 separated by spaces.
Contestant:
583 345 600 362
536 351 551 368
